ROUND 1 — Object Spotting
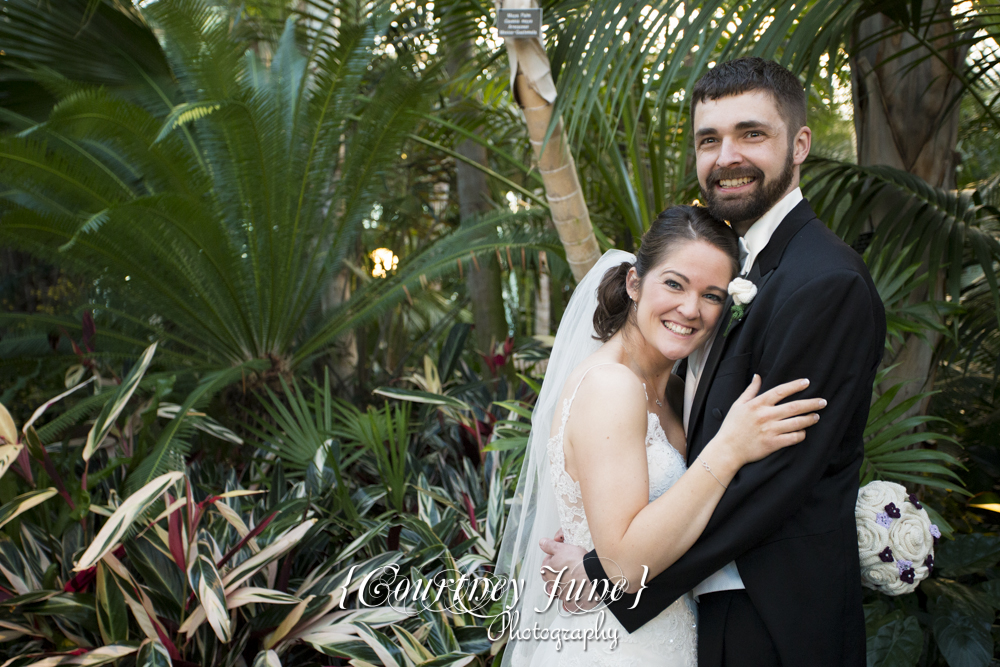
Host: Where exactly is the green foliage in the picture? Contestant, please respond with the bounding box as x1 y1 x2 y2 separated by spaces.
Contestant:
0 0 553 393
0 315 531 665
0 1 997 667
862 374 965 494
805 158 1000 312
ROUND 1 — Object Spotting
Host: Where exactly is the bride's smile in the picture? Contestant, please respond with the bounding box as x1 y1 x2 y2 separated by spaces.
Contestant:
627 239 732 367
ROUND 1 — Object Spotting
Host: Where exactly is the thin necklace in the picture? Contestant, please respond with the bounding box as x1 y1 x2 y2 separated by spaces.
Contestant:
623 340 664 408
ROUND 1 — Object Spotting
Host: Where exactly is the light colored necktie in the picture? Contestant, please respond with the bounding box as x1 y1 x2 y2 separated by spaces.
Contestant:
738 237 750 277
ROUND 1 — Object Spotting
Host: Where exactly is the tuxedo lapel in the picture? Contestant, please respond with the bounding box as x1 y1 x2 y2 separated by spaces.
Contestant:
686 296 732 463
685 199 819 462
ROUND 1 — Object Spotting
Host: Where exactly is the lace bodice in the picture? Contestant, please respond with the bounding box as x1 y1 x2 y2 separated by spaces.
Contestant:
534 363 697 667
546 364 688 550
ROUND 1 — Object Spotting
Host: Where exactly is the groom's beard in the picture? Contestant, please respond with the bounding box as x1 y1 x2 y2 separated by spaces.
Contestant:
701 146 795 227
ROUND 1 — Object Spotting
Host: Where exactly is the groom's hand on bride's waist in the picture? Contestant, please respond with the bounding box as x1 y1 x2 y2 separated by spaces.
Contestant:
540 534 600 611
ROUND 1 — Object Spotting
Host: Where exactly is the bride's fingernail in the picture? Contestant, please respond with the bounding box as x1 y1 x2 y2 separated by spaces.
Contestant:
801 379 810 387
819 399 827 407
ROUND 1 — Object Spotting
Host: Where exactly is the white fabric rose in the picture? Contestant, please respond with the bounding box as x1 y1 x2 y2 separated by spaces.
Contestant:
861 561 899 589
727 277 757 306
856 518 885 555
858 480 899 510
882 574 919 596
888 509 933 562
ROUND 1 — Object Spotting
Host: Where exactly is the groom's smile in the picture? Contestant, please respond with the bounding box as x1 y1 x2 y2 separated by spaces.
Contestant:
692 90 811 234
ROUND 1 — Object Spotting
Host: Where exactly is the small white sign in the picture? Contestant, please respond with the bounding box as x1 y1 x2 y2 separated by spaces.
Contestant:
496 8 542 38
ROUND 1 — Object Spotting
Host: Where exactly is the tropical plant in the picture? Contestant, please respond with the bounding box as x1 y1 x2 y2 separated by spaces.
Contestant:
0 330 524 665
0 0 552 399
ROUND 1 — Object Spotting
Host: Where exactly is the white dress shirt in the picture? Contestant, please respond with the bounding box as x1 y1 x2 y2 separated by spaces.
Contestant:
686 187 803 598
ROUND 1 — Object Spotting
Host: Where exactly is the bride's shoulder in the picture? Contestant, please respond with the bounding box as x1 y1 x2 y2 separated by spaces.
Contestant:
564 363 648 444
567 362 646 407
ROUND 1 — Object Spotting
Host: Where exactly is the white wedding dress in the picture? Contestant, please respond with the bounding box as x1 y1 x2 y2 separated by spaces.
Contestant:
527 363 698 667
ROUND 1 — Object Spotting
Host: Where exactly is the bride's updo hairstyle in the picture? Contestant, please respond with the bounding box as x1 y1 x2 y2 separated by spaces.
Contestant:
593 205 739 342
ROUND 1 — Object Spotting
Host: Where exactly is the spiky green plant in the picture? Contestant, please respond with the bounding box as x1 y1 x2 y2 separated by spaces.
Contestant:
0 0 549 384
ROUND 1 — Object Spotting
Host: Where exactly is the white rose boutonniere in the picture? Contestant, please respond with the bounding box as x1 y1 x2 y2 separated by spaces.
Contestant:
725 277 757 335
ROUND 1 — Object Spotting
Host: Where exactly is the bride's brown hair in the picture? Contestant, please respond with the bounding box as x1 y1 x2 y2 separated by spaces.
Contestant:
593 206 739 342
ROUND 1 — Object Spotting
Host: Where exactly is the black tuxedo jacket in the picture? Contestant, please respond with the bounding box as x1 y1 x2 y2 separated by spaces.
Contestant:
583 200 885 666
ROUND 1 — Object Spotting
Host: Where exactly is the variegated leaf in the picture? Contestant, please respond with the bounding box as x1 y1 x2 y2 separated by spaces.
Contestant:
251 651 281 667
0 444 22 483
149 496 187 526
353 623 401 667
222 519 316 591
179 587 301 636
19 525 51 576
0 561 29 595
122 593 159 641
227 587 301 607
298 621 362 656
415 654 475 667
75 472 184 570
336 518 392 563
295 607 413 645
274 593 342 648
135 639 172 667
64 364 86 389
71 644 140 665
101 554 163 642
0 619 38 636
211 500 261 552
0 628 24 642
84 342 157 461
392 625 435 664
263 595 313 649
157 403 243 444
0 403 17 445
0 488 58 530
96 562 129 643
23 376 96 433
188 554 231 642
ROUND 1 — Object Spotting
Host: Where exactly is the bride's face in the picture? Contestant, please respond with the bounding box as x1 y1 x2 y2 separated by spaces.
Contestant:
626 239 733 361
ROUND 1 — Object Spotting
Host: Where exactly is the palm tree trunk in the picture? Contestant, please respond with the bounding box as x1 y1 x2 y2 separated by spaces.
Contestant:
319 267 358 388
850 4 968 410
501 1 601 282
456 138 509 352
448 40 508 353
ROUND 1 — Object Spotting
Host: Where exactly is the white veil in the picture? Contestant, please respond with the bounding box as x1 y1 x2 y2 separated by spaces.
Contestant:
495 249 636 666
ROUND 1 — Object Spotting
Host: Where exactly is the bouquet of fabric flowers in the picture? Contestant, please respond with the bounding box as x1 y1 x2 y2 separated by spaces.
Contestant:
856 481 940 595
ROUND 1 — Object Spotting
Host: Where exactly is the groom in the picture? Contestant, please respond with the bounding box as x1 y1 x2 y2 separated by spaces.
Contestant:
540 57 885 666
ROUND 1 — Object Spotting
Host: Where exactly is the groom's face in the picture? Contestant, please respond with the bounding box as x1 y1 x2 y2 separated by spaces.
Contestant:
693 90 810 233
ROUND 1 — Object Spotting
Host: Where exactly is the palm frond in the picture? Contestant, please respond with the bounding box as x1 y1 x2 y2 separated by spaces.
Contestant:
0 0 477 389
862 378 966 494
804 157 1000 315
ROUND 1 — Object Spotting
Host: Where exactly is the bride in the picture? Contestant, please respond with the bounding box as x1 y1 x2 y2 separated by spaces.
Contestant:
495 206 826 666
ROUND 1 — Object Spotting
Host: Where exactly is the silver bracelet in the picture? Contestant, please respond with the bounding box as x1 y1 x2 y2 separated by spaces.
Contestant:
701 459 728 490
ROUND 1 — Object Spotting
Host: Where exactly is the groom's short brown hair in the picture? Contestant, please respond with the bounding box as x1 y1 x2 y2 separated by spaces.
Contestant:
691 57 807 137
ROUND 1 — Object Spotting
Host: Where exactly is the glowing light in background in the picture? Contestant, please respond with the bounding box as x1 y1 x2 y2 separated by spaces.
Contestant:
371 248 399 278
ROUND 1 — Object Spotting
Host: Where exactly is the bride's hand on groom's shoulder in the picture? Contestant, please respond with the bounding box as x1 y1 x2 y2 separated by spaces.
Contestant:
539 534 601 611
711 375 828 470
